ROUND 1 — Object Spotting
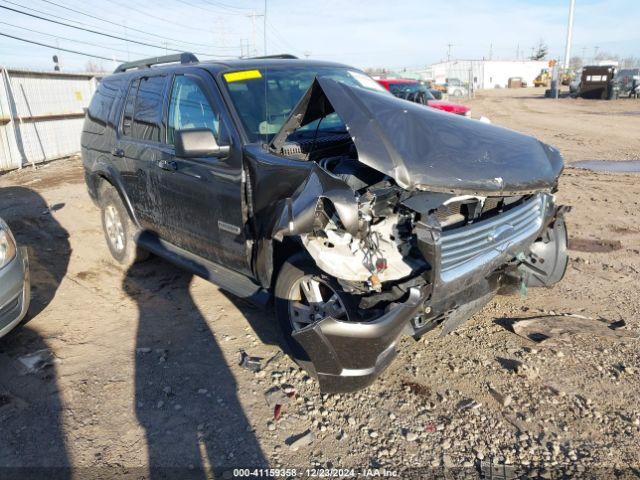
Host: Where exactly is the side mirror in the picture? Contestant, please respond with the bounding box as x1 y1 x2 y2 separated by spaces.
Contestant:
174 129 230 158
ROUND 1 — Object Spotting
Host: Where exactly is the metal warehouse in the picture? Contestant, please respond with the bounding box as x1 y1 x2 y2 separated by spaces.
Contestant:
413 59 549 89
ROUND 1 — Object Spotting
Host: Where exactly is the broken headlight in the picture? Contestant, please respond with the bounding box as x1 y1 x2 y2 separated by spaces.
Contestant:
0 220 17 269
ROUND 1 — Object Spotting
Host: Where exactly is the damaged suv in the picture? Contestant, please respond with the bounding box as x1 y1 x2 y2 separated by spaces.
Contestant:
82 53 568 392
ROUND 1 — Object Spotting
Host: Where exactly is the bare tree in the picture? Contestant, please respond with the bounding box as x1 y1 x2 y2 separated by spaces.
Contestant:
364 67 388 77
530 40 548 61
594 51 619 62
569 56 583 70
621 56 640 68
85 60 107 73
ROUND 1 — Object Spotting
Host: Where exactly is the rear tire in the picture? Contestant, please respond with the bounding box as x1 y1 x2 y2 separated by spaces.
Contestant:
98 183 149 268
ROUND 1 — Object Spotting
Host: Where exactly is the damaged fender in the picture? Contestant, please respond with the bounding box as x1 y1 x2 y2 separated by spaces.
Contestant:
271 163 359 241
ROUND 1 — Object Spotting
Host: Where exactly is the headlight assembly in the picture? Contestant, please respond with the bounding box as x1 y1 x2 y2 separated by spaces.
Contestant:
0 223 17 269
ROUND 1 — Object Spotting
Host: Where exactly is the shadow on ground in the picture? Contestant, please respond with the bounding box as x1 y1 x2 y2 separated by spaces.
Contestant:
123 257 268 477
0 187 71 474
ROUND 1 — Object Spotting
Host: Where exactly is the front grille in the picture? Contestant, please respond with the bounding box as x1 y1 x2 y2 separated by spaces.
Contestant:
440 195 545 281
435 195 525 229
280 133 352 158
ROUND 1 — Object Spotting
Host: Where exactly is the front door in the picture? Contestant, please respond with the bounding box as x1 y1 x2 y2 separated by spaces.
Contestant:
154 70 250 274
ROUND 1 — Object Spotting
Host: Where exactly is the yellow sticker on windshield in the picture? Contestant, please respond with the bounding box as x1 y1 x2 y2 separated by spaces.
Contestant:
224 70 262 82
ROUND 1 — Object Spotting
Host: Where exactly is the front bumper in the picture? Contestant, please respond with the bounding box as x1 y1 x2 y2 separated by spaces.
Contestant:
0 247 30 338
292 287 425 393
293 195 566 393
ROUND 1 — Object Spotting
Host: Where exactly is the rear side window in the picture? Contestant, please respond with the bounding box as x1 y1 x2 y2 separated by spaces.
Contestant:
121 75 166 142
133 76 166 142
86 78 119 134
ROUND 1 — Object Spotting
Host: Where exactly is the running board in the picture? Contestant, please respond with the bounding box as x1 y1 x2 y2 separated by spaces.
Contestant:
137 231 271 307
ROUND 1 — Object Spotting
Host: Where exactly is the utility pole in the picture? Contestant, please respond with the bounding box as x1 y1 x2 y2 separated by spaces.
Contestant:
516 43 520 61
593 45 599 61
246 11 265 56
562 0 576 69
240 39 248 58
446 43 454 62
263 0 267 56
489 43 493 60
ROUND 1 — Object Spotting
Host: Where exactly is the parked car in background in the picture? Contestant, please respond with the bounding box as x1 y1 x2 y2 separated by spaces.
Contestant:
376 78 471 116
443 78 468 97
569 68 582 96
615 68 640 98
429 88 443 100
83 53 568 392
0 217 30 339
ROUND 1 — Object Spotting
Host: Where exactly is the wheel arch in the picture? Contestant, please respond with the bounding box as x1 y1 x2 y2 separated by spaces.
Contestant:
254 236 309 292
90 165 139 227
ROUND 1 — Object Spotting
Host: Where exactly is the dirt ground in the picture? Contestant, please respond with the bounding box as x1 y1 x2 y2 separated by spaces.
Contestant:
0 88 639 478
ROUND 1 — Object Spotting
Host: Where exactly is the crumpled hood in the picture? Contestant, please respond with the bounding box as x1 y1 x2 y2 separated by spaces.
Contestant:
270 77 564 195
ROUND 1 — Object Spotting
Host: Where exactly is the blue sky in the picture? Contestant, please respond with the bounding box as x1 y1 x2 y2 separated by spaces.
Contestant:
0 0 637 72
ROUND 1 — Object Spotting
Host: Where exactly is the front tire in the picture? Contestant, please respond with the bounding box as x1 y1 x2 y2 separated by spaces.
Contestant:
274 254 351 361
99 183 149 267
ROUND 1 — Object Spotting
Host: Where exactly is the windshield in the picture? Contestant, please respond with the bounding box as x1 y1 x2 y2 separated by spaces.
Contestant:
222 66 387 143
387 82 435 101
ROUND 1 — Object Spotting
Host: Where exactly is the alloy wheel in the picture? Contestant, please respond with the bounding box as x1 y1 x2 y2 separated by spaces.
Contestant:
288 275 349 331
104 204 125 253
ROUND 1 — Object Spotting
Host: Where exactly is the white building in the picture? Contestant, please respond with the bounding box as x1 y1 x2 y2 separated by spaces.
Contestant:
409 60 549 89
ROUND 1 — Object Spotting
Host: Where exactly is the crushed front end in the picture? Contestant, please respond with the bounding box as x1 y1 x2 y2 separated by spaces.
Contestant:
266 77 569 392
283 180 568 392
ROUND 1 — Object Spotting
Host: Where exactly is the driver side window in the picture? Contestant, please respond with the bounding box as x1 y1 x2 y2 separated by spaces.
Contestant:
167 75 220 145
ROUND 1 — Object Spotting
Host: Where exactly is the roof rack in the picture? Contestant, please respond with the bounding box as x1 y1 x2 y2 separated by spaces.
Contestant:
113 53 199 73
245 54 298 60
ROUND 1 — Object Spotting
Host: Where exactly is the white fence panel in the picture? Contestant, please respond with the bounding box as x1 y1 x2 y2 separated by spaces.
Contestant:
0 68 100 172
0 69 21 171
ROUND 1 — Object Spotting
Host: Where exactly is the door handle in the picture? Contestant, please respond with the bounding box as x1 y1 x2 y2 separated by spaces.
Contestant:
158 159 178 171
111 148 124 158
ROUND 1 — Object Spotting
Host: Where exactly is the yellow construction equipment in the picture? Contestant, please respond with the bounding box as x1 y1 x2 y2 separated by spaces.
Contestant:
534 68 550 87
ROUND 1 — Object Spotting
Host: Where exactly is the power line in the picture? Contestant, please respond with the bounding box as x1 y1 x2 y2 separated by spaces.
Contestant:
202 0 254 13
45 0 239 50
175 0 249 16
0 19 150 57
0 3 234 57
0 31 125 61
101 0 221 37
266 19 300 55
2 0 228 51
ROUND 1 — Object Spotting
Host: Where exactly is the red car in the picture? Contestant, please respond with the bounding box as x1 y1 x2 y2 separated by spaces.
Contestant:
376 78 471 116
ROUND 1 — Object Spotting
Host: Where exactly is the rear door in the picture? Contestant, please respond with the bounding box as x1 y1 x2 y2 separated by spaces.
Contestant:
116 74 168 230
154 69 251 274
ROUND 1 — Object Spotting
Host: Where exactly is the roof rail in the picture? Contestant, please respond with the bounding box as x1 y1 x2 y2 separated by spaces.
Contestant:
113 53 199 73
245 54 298 60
